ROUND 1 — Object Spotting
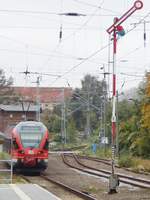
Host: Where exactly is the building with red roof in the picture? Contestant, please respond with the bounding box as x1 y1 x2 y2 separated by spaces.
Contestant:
13 87 73 110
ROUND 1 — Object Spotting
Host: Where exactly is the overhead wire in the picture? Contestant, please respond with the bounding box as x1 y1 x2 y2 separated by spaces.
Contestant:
48 11 150 86
71 0 122 14
40 0 104 69
0 8 134 17
1 1 149 89
71 0 145 18
0 5 147 62
120 72 144 77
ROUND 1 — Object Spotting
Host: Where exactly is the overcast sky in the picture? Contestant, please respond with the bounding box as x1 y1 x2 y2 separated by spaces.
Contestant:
0 0 149 93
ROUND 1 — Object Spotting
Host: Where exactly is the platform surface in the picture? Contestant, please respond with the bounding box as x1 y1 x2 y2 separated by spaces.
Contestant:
0 184 62 200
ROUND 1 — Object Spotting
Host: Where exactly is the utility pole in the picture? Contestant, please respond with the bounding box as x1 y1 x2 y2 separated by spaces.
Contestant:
100 65 110 153
20 68 61 122
61 88 66 144
99 97 103 143
36 76 41 121
103 72 107 154
86 89 90 137
106 0 143 194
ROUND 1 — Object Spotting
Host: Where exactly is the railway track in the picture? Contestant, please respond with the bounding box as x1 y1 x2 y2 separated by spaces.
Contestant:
21 174 96 200
77 155 112 166
62 153 150 189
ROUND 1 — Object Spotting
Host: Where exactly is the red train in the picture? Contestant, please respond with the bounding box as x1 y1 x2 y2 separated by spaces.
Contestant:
4 121 49 172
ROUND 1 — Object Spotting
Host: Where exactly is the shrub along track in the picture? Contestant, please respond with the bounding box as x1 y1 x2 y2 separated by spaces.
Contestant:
62 153 150 189
77 155 150 175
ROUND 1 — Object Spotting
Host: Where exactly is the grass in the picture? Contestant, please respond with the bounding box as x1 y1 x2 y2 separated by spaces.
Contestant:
0 152 11 160
50 140 150 173
79 144 112 159
118 155 150 173
79 144 150 173
82 185 102 194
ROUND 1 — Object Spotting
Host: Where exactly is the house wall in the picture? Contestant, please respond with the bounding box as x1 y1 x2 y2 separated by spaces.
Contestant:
0 111 36 132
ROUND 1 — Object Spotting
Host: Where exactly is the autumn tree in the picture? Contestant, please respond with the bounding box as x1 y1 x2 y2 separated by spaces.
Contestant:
131 72 150 157
141 72 150 130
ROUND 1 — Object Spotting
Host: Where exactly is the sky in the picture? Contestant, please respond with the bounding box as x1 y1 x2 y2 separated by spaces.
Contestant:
0 0 150 94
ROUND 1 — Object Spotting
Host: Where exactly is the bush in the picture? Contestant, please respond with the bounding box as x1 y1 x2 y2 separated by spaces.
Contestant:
118 155 134 168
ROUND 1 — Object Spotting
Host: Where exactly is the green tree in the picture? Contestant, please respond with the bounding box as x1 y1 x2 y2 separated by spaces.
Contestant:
118 99 141 154
67 118 77 143
68 74 106 134
42 110 61 133
0 69 15 103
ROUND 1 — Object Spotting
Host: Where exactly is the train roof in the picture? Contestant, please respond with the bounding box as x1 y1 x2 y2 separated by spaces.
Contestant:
4 121 48 139
16 121 46 126
15 121 47 132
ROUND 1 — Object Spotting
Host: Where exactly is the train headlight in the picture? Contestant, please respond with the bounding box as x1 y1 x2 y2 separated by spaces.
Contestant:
18 150 25 154
38 150 43 154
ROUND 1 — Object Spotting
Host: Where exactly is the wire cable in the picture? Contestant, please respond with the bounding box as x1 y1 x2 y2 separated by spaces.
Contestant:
48 11 150 86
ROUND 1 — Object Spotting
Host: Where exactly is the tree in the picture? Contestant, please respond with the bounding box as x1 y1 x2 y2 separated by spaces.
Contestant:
140 72 150 130
42 74 109 144
118 73 150 158
0 69 15 103
68 74 106 135
42 109 61 133
118 98 141 154
67 118 77 143
131 72 150 157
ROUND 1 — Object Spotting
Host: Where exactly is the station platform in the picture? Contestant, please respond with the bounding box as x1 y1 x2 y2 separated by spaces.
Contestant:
0 184 61 200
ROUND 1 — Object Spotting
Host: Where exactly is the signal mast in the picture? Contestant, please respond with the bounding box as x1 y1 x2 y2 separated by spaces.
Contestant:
106 0 143 193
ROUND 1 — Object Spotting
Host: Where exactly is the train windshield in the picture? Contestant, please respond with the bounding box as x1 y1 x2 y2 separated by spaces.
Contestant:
19 126 44 148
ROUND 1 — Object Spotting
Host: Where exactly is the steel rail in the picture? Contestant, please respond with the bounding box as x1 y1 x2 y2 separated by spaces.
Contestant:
62 154 150 189
21 174 96 200
73 154 150 185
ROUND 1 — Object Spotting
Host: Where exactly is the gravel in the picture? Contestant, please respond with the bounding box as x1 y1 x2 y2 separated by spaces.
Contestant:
45 154 150 200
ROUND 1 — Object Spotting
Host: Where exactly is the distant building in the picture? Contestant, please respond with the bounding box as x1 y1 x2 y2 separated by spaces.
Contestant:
13 87 73 110
0 104 37 132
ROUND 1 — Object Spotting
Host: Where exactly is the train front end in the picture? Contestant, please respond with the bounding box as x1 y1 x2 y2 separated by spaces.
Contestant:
12 121 49 172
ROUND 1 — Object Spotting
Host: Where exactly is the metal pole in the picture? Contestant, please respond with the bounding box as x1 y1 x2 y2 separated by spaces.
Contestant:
108 19 119 195
63 89 66 144
111 26 117 176
36 76 40 121
99 98 103 144
103 75 107 155
87 89 90 137
10 134 13 184
61 88 66 144
106 1 143 193
116 91 119 158
108 35 111 99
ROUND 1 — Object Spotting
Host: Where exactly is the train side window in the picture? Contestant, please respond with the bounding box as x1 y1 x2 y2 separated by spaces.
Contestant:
13 138 19 149
43 140 49 150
